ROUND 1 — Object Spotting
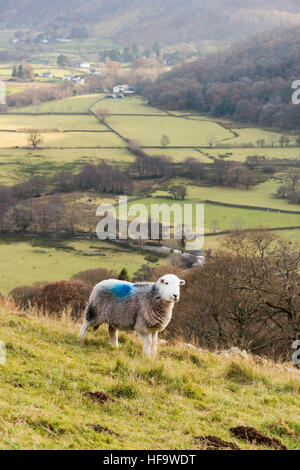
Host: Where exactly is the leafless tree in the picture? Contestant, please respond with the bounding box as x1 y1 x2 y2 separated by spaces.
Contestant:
27 132 44 149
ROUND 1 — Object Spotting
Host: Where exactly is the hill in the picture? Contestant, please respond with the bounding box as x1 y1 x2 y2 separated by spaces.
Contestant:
0 299 299 450
140 25 300 128
2 0 300 46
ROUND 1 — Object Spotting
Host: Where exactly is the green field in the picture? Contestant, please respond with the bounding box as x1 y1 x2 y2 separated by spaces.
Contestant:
125 197 300 232
108 115 232 146
156 177 300 212
0 130 124 149
92 96 167 115
0 147 134 185
0 238 160 294
230 127 295 147
205 147 300 163
16 94 104 113
0 308 299 449
146 148 212 162
0 114 106 131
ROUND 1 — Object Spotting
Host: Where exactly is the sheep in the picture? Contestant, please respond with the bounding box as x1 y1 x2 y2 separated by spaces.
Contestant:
79 274 185 356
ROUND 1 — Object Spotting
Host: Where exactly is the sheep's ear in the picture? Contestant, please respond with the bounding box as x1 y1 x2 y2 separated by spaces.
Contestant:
160 278 165 284
179 280 185 286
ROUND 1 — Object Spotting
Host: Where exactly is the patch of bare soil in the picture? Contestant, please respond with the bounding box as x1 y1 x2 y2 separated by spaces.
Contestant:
230 426 287 450
85 390 144 416
194 435 241 450
90 424 121 437
86 391 116 404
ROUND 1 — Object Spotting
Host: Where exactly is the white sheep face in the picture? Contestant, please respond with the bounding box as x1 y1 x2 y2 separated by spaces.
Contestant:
156 274 185 303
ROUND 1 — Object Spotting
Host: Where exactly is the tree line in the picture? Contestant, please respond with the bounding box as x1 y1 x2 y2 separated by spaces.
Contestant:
0 148 289 235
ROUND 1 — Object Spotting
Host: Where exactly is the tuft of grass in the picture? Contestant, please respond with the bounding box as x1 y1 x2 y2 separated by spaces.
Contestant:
224 360 270 386
108 382 139 399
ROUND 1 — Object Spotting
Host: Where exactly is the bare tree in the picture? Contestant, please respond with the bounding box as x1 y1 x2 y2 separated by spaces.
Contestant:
27 132 44 149
210 219 219 234
207 135 216 148
161 134 170 147
95 106 110 122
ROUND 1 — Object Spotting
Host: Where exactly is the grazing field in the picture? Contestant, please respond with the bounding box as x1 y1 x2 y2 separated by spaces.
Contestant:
16 94 104 113
0 130 124 149
107 115 232 147
126 197 300 232
0 238 160 294
0 115 106 131
230 128 295 147
0 148 134 185
91 96 167 115
205 147 300 163
0 308 299 449
158 178 300 211
146 148 212 162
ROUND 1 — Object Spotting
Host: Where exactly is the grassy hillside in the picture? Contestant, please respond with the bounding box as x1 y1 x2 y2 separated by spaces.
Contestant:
0 301 299 450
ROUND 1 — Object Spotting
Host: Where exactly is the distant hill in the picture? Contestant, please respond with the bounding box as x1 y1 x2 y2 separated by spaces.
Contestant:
2 0 300 46
140 25 300 129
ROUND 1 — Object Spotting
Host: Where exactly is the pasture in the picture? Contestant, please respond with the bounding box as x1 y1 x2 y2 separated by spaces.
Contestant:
15 94 104 113
125 197 300 232
107 115 232 147
230 127 296 147
0 237 160 294
0 114 105 131
159 177 300 211
146 148 212 162
0 307 299 449
0 131 124 148
204 147 300 163
92 96 167 115
0 148 134 185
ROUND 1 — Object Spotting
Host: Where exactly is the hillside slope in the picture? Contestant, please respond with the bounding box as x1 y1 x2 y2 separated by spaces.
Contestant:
141 24 300 128
0 300 299 450
2 0 300 45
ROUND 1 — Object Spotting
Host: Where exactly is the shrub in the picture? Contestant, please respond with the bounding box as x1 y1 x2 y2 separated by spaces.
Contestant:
72 268 118 287
36 280 90 319
9 284 43 309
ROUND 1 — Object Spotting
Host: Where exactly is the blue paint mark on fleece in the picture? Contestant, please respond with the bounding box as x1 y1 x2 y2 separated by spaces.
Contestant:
109 281 135 298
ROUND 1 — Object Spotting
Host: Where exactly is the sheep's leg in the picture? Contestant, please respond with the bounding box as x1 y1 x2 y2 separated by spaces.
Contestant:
151 331 159 357
108 326 119 348
79 319 89 341
142 334 152 357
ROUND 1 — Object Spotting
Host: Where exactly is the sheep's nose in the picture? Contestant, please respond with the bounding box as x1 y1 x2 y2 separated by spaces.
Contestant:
173 294 178 300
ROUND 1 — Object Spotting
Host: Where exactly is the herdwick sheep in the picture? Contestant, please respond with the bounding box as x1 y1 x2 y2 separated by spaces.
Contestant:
79 274 185 356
